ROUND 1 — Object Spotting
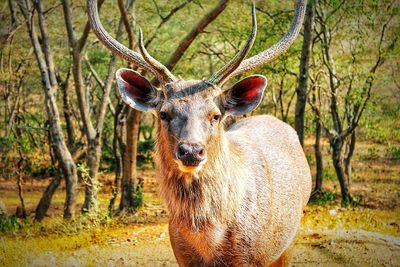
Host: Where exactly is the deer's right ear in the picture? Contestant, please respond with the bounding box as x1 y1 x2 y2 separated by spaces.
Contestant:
116 68 162 112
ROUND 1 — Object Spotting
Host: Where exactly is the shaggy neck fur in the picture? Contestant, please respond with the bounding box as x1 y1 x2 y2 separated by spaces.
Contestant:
154 121 244 231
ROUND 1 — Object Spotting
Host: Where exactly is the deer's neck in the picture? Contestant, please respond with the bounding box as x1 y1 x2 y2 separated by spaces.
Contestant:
155 130 244 230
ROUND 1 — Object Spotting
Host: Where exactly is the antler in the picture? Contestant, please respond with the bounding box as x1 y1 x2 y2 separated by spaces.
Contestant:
210 0 307 85
87 0 176 84
138 29 177 83
207 3 257 85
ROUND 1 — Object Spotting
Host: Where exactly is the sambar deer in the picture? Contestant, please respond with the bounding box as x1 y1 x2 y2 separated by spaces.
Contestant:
88 0 311 265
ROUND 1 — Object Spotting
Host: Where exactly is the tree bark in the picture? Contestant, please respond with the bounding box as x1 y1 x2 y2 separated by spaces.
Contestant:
344 131 356 186
119 109 141 212
313 115 323 193
35 125 62 220
309 80 324 195
35 169 62 221
294 0 316 148
313 0 395 204
18 0 78 219
109 103 125 213
16 150 27 218
62 0 129 212
60 69 76 151
330 137 349 204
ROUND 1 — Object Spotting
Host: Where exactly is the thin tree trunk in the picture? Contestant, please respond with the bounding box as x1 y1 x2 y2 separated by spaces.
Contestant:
109 103 125 213
61 0 131 212
310 82 324 195
119 109 141 212
61 69 76 150
331 138 349 204
35 125 61 220
61 0 96 213
4 80 22 139
35 169 62 220
294 0 316 148
313 115 323 193
16 150 27 219
18 0 78 219
344 131 356 186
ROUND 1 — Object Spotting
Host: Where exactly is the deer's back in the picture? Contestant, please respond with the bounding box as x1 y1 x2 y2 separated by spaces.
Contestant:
228 114 311 206
224 115 312 262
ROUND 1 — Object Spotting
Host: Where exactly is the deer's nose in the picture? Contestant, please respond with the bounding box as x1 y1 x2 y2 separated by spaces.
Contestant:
176 143 206 166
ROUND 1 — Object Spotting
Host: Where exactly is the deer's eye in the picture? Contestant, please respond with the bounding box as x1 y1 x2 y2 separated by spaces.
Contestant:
211 114 221 124
160 111 168 121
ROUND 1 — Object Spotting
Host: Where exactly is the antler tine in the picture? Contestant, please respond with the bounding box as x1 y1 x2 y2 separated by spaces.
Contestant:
225 0 307 81
138 29 177 84
87 0 175 83
208 3 257 85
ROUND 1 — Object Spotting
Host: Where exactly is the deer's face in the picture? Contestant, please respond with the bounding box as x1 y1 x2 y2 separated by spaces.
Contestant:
158 85 222 173
89 0 305 173
116 69 267 173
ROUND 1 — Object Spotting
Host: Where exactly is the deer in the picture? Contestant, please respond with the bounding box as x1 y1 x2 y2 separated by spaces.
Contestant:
88 0 311 266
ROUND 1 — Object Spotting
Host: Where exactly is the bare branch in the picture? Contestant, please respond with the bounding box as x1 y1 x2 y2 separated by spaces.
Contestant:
164 0 229 71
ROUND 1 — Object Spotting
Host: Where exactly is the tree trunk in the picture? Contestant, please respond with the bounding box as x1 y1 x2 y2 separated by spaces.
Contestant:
331 137 350 204
82 139 101 212
109 103 125 214
313 115 323 193
35 126 62 221
19 0 78 219
119 109 141 212
61 69 76 150
344 131 356 186
294 0 316 148
16 150 27 219
35 169 62 221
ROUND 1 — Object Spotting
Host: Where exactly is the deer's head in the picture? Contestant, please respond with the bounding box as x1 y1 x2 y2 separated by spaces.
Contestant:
88 0 306 173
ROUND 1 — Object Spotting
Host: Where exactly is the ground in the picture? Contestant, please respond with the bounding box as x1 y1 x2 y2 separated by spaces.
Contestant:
1 224 399 266
0 140 399 266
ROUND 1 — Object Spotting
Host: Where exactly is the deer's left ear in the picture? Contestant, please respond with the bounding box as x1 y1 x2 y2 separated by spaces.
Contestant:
220 75 267 116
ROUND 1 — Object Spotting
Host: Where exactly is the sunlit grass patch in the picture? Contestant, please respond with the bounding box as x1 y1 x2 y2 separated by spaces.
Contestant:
302 205 400 237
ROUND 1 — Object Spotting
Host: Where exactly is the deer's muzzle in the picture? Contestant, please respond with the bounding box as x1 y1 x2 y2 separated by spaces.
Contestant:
175 143 207 172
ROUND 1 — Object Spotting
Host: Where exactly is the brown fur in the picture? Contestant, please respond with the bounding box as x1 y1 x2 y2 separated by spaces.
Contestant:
268 243 294 267
90 0 309 264
154 112 311 266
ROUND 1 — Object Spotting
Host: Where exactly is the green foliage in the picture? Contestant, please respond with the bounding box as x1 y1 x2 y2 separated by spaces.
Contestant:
31 165 57 178
305 152 314 165
133 185 144 210
0 136 14 152
359 147 380 161
310 189 339 205
0 112 50 179
359 100 400 143
137 139 155 165
78 163 103 212
387 146 400 161
346 195 363 208
78 209 113 230
0 211 22 232
323 168 336 181
87 49 111 65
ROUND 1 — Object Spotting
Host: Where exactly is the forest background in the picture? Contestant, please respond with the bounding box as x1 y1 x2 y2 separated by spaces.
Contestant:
0 0 399 265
